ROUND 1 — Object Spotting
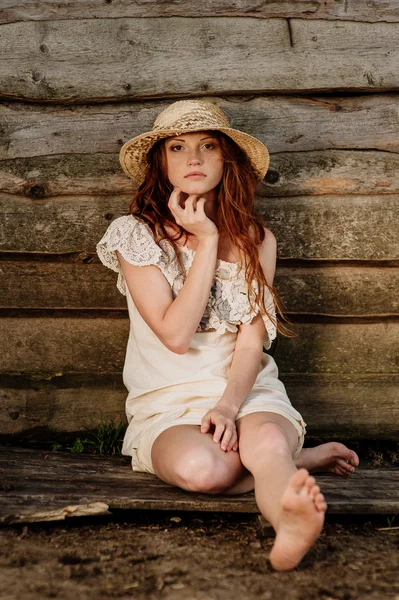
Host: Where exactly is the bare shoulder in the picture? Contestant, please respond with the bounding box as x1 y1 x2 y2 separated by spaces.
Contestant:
259 226 277 286
260 226 276 249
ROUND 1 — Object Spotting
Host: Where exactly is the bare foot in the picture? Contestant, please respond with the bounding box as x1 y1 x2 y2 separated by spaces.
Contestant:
269 468 327 571
295 442 360 477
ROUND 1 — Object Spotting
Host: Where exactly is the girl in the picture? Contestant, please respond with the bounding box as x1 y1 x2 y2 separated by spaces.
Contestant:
97 99 359 570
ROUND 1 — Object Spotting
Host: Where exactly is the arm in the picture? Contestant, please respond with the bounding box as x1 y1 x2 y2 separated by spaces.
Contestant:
217 227 277 414
116 189 221 355
117 234 218 355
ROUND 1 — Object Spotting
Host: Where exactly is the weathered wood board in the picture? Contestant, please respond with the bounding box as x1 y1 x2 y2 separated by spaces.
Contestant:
2 0 399 23
1 374 398 440
0 319 397 375
1 19 399 101
3 150 399 199
0 447 398 524
1 262 397 317
4 0 399 24
2 95 399 161
1 194 398 260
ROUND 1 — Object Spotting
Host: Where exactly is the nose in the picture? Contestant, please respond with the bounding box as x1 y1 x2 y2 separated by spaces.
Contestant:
187 148 202 165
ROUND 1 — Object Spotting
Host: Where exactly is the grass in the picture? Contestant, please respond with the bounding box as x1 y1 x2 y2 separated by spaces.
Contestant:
52 419 127 456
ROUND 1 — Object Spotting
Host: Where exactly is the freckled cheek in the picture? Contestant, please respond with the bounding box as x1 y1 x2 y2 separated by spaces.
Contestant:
212 160 224 183
166 159 184 183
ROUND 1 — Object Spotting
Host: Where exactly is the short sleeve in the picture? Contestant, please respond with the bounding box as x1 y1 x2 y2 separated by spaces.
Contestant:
96 215 163 296
259 288 278 350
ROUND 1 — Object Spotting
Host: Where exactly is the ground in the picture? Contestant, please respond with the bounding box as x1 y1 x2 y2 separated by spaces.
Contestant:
0 511 398 600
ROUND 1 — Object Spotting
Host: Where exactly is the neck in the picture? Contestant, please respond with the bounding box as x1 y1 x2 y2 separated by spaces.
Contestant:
202 189 218 222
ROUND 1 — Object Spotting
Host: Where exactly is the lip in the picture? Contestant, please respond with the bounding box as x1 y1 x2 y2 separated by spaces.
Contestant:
184 172 206 178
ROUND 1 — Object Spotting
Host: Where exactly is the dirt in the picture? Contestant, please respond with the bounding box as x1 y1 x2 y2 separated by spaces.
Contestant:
0 511 398 600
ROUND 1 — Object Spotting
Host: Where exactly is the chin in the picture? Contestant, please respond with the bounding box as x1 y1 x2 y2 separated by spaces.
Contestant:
179 181 216 195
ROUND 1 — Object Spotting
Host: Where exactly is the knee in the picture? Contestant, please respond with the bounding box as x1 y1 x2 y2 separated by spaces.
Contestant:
239 422 291 466
175 449 235 495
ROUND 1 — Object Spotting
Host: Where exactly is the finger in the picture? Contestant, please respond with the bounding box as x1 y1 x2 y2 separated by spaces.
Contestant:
195 197 206 213
220 427 234 451
168 188 184 213
200 414 211 434
224 429 237 452
184 194 197 219
213 423 226 444
227 429 237 452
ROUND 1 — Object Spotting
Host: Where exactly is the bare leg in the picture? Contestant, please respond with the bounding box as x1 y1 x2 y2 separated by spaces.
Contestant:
295 442 360 476
225 440 360 496
236 415 327 571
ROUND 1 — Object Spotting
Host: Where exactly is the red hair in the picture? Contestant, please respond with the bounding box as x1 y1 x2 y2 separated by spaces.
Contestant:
129 130 295 339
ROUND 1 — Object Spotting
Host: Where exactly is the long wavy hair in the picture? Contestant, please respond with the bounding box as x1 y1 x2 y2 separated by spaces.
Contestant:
128 130 295 339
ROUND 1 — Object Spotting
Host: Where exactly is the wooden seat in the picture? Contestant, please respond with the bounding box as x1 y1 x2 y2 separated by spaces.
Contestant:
0 447 397 525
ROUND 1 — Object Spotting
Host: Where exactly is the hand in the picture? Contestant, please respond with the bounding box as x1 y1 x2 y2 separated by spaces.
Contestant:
200 404 239 452
168 187 218 242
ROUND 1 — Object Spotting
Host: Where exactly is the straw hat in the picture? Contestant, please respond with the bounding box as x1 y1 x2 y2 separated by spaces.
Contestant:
119 99 270 185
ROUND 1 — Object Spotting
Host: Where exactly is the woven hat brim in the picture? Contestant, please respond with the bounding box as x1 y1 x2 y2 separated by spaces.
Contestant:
119 126 270 185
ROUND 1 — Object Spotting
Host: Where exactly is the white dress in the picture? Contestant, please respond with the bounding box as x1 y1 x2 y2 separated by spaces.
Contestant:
96 214 307 474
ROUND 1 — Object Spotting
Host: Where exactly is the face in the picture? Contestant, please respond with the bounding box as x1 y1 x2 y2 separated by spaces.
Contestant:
164 131 224 196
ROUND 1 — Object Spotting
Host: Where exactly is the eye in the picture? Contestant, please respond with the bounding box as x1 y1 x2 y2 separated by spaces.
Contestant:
203 143 215 149
170 144 183 151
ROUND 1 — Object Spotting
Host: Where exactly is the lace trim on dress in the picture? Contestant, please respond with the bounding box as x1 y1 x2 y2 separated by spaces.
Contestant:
96 215 177 295
96 215 277 348
177 246 277 348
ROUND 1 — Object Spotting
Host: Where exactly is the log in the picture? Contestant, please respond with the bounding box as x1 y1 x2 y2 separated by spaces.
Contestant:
283 374 399 440
1 19 399 101
3 150 399 198
0 319 396 375
2 0 399 24
256 194 399 260
1 193 398 260
274 267 399 317
0 373 126 437
2 94 399 160
0 262 398 317
0 447 398 524
1 374 397 440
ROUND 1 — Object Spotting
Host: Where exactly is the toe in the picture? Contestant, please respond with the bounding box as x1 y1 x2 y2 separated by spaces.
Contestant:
349 451 360 467
314 491 327 512
310 485 321 497
318 501 328 513
291 468 309 491
337 458 354 471
305 475 316 490
299 474 316 497
335 465 351 477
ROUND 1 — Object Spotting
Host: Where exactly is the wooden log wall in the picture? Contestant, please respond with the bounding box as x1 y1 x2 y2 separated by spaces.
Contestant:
0 1 398 442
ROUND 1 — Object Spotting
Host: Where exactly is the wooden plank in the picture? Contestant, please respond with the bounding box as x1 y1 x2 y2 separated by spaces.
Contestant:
275 267 399 316
1 262 398 317
0 447 398 524
283 374 399 440
273 322 399 375
0 374 126 437
1 19 399 101
3 319 399 375
0 319 397 375
1 374 397 440
2 94 399 161
4 0 399 24
2 0 399 24
4 149 399 198
1 194 398 260
261 149 399 197
257 195 399 260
